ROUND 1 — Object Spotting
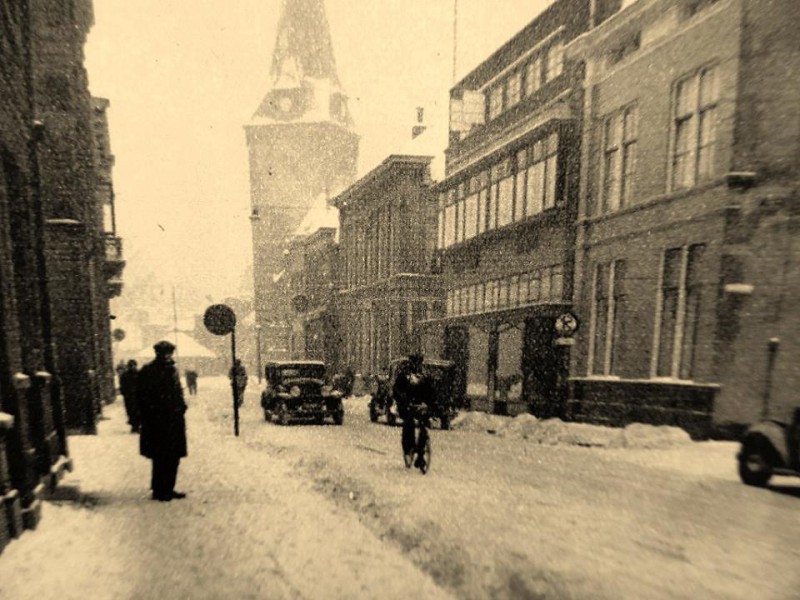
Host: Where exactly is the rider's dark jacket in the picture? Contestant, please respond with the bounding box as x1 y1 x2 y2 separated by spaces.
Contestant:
393 367 435 420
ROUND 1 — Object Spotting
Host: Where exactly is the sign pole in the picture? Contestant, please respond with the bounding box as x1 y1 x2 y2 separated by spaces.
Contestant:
231 327 240 437
203 303 240 437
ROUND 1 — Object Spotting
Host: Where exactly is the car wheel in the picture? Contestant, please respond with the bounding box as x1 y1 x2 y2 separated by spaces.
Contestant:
333 408 344 426
738 438 774 487
276 402 289 426
369 402 379 423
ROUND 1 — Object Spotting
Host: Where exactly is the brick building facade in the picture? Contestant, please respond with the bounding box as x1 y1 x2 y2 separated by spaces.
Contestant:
423 0 590 416
335 155 443 376
0 0 123 552
565 0 800 436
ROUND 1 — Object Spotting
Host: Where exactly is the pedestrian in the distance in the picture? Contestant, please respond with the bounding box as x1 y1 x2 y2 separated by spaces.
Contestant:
137 340 188 502
185 368 198 396
229 359 247 407
115 361 126 395
119 360 140 433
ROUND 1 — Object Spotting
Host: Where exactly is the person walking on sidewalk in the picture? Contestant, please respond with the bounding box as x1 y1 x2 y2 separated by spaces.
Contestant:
119 360 141 433
137 340 188 502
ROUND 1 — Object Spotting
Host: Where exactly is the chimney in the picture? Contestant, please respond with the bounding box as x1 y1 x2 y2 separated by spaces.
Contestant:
412 106 426 139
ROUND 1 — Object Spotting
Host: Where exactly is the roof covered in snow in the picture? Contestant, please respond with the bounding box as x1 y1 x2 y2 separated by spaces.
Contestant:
292 192 339 240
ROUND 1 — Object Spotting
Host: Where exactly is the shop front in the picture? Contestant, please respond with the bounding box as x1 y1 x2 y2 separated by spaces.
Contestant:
429 302 571 417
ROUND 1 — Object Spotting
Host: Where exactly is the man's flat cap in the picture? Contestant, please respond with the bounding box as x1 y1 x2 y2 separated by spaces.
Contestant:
153 340 176 355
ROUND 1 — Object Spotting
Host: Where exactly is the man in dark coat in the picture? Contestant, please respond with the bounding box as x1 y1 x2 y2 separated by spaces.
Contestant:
393 354 435 471
137 340 187 502
119 360 140 433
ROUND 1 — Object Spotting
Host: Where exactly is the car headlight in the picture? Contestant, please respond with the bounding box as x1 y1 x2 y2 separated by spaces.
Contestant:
290 386 301 397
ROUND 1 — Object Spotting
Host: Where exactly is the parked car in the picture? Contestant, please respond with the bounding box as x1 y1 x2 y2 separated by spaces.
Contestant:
261 361 344 425
368 358 463 430
738 408 800 487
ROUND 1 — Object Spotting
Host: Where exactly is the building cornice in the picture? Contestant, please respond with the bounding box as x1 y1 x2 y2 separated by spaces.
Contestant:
331 155 433 209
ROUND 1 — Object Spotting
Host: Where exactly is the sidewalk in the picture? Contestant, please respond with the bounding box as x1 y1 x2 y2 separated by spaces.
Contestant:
0 386 453 600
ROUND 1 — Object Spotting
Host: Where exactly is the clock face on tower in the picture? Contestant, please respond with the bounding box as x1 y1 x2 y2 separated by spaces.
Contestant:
267 89 306 121
279 97 294 113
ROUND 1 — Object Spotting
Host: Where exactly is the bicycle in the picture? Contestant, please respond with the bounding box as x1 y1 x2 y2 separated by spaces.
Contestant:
403 403 432 474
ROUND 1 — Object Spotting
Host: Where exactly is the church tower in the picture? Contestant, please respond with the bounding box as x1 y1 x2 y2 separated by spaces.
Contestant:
246 0 358 359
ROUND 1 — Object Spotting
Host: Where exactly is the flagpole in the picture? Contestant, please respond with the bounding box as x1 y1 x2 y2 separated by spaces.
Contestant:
452 0 459 83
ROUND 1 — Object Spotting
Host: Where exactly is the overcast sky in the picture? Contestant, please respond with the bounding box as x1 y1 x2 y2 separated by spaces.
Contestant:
85 0 552 319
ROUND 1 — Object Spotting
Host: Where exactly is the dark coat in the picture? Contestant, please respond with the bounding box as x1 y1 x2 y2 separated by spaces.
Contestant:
393 368 435 419
137 358 187 459
119 368 138 398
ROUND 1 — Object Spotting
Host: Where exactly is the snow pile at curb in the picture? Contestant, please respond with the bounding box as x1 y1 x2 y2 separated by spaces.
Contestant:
620 423 692 448
495 413 538 438
525 419 625 447
451 411 508 433
454 411 693 449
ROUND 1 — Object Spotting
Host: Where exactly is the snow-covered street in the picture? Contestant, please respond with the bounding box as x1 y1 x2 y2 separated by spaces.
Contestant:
0 377 798 599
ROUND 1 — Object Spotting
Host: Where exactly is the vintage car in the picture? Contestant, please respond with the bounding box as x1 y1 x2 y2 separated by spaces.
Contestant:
368 358 463 430
261 361 344 425
738 408 800 487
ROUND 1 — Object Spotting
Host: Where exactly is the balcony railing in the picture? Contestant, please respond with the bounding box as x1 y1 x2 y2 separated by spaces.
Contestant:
103 234 125 280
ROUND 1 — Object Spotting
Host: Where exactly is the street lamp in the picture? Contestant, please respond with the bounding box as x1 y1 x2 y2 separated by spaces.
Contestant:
255 324 263 383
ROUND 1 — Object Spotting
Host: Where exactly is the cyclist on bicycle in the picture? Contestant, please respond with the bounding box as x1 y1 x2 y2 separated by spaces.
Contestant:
393 353 434 471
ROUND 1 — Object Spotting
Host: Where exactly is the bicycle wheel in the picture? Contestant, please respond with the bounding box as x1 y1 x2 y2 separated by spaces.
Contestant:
418 436 431 474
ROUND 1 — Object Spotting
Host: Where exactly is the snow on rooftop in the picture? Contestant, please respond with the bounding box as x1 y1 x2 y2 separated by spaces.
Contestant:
394 118 448 182
292 192 339 239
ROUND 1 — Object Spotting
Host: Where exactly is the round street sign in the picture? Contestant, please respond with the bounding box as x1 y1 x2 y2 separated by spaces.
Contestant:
112 328 126 342
555 312 579 337
204 304 236 336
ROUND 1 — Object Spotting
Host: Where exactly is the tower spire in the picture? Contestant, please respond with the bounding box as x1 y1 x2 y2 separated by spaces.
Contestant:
271 0 341 87
251 0 351 126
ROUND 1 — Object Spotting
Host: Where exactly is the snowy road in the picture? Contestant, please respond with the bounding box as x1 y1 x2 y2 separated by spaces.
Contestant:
209 378 800 600
0 377 798 600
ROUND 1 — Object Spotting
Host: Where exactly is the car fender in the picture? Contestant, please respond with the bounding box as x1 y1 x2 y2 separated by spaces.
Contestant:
742 421 789 467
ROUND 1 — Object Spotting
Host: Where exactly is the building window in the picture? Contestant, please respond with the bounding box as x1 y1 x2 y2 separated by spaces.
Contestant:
444 189 456 248
544 134 559 209
671 66 718 191
589 260 626 376
550 265 564 300
601 105 637 213
545 41 564 82
607 32 641 67
654 244 705 379
524 57 541 97
507 71 521 108
514 148 528 222
465 176 479 241
477 170 488 235
494 159 513 228
455 182 466 244
522 133 559 218
487 84 504 121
